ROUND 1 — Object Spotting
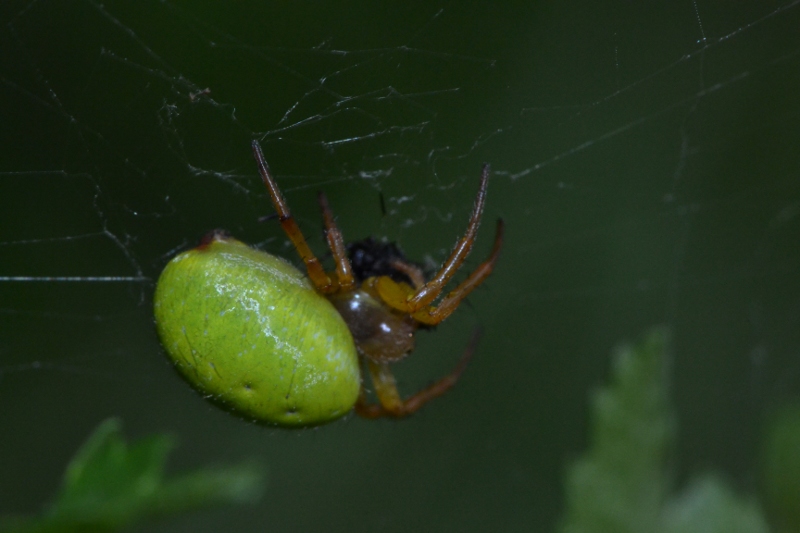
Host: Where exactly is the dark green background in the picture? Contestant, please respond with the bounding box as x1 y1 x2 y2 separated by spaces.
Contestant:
2 2 799 531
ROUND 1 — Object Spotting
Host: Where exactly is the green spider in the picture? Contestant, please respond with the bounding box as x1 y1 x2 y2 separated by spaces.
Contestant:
153 141 503 427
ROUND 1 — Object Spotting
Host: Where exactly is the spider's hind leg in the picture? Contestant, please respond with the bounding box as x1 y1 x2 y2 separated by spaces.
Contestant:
252 139 334 292
318 192 355 291
354 327 482 419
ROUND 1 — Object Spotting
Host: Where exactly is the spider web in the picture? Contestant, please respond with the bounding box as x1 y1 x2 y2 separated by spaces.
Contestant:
2 2 800 532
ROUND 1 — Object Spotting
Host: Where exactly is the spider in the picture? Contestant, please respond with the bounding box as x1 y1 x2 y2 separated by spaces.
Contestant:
154 143 503 426
251 140 504 418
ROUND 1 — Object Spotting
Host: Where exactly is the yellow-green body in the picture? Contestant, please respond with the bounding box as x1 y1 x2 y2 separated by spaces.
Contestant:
153 234 360 427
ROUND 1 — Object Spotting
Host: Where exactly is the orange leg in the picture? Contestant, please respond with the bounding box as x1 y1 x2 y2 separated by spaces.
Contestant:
376 164 492 314
388 259 427 290
252 140 333 293
317 192 356 291
354 328 483 418
405 163 491 311
413 219 504 325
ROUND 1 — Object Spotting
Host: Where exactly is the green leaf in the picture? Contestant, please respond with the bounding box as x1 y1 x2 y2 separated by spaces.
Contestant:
662 475 769 533
559 328 675 533
0 419 265 533
559 327 771 533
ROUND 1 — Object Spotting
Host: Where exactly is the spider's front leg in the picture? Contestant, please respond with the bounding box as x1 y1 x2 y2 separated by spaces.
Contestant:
374 163 504 325
372 218 504 326
355 328 482 418
413 218 504 325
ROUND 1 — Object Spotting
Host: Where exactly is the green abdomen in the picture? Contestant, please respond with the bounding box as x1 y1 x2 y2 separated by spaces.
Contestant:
153 236 360 427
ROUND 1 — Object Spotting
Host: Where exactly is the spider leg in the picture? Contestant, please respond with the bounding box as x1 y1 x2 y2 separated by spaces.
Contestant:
354 360 402 418
252 140 333 293
407 163 491 310
388 259 427 290
318 192 355 291
354 328 482 419
413 219 504 326
377 164 491 313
